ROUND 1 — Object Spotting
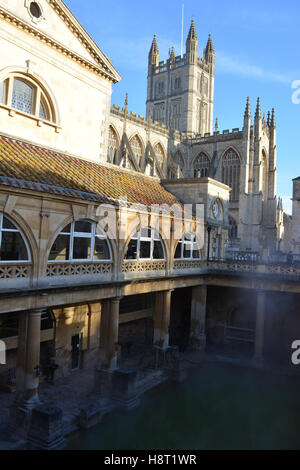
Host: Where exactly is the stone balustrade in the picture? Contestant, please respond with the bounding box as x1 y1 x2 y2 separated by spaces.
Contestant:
1 258 300 293
46 262 113 277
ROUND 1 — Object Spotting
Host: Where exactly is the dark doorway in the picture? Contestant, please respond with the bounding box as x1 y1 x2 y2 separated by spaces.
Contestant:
71 334 81 370
169 288 192 352
206 286 256 358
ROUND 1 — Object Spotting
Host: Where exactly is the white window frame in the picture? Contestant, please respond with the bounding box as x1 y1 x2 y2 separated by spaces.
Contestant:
127 228 165 261
0 213 31 263
49 220 112 263
175 233 201 260
0 73 57 126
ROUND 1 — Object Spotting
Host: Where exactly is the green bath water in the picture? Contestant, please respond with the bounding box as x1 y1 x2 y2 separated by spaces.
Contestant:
66 362 300 450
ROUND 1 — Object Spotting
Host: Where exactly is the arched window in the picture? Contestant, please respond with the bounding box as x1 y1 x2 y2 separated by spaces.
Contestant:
49 220 112 262
222 149 241 202
261 151 268 201
125 228 165 260
229 216 238 240
174 233 201 260
12 79 33 114
194 153 210 178
174 77 181 90
154 143 165 166
0 73 56 123
130 135 143 167
107 126 118 164
0 214 30 262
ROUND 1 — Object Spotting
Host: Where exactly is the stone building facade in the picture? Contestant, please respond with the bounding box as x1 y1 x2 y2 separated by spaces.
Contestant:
107 21 291 259
291 177 300 254
0 0 298 442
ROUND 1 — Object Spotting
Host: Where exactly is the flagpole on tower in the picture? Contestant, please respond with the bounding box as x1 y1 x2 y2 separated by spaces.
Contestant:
181 4 184 58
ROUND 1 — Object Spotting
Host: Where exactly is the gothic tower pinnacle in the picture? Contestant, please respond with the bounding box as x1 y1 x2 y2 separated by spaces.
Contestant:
186 20 198 64
149 34 159 67
244 96 251 118
255 97 261 120
205 33 215 64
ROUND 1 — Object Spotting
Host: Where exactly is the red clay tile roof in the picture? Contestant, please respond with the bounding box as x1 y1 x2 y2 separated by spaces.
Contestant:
0 134 182 207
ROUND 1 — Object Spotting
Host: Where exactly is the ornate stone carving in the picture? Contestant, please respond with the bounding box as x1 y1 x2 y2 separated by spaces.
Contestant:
0 263 31 279
46 262 112 277
173 260 204 270
122 260 166 273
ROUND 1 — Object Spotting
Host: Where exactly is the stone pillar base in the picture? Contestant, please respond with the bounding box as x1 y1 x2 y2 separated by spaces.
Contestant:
79 401 102 430
94 368 113 403
188 334 206 352
27 405 65 450
112 369 140 410
152 346 167 369
9 395 40 433
152 345 179 369
9 405 30 436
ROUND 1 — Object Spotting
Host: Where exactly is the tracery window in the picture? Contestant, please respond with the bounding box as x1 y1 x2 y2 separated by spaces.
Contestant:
261 151 268 201
229 216 238 240
170 100 181 130
194 153 210 178
222 149 241 202
107 126 118 163
0 214 30 262
125 228 165 261
174 233 201 260
0 74 56 123
130 135 143 167
154 143 165 166
156 81 165 97
174 77 181 90
49 220 112 262
154 103 165 123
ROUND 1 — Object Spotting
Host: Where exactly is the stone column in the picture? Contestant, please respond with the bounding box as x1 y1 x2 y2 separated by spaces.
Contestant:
188 285 207 351
253 290 266 365
16 308 43 408
153 290 172 350
99 297 121 370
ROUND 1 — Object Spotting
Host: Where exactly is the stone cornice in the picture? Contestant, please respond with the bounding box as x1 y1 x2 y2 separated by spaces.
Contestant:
48 0 120 80
0 6 120 84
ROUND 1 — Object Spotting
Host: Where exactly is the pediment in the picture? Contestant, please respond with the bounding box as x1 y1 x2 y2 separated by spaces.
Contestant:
0 0 120 82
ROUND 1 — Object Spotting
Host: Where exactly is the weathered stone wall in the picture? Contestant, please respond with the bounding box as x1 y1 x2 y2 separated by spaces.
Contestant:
52 302 101 377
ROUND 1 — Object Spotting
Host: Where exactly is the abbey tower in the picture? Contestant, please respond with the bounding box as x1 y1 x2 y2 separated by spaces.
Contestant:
146 20 215 136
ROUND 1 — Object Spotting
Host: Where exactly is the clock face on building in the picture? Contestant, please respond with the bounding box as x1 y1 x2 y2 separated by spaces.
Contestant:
212 201 219 219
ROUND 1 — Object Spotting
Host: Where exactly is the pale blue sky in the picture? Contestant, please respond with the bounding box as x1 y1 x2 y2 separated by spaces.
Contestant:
65 0 300 213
